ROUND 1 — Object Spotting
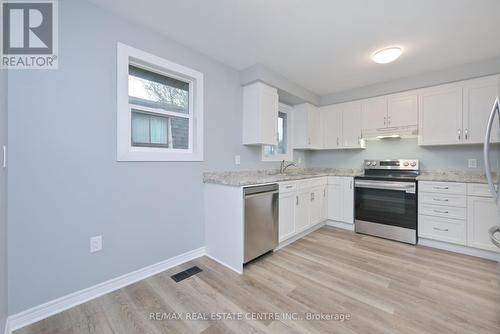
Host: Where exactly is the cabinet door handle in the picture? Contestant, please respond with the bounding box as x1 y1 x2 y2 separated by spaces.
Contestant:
336 137 339 146
433 227 449 232
350 180 353 189
432 198 449 202
311 193 315 201
296 196 299 206
286 185 293 189
465 128 469 140
433 209 449 214
308 137 311 145
323 189 326 197
383 116 386 126
457 129 461 141
433 186 449 190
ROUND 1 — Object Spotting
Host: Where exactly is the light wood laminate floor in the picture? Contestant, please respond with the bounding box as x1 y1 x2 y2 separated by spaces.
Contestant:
16 226 500 334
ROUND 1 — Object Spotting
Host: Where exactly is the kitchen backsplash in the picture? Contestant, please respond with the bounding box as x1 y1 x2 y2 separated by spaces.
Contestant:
305 138 500 171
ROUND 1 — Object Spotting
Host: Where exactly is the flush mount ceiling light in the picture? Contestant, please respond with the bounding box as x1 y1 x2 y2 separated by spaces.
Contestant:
371 47 403 64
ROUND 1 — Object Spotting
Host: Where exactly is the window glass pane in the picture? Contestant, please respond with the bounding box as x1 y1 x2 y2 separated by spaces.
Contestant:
128 65 189 114
131 110 189 149
131 112 152 145
131 110 168 147
171 117 189 149
277 112 287 154
150 115 168 145
263 145 275 155
263 112 287 156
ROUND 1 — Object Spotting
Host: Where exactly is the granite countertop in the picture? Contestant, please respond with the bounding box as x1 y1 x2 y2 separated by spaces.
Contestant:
203 168 362 186
204 168 497 187
416 170 495 184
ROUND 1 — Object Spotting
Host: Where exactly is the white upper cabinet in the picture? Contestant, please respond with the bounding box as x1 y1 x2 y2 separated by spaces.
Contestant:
293 103 322 149
288 74 499 149
320 104 342 149
463 75 500 144
341 101 363 148
242 82 279 145
418 82 463 146
361 96 387 130
418 75 500 146
387 92 418 128
318 102 364 150
361 93 417 138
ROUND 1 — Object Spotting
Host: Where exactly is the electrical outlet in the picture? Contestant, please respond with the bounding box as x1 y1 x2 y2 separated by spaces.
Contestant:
234 155 241 165
90 236 102 253
468 159 477 169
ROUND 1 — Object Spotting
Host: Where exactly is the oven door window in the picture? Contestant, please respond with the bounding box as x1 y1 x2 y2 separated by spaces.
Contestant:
355 187 416 229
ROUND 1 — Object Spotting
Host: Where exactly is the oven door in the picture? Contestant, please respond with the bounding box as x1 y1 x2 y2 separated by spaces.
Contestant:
354 180 417 229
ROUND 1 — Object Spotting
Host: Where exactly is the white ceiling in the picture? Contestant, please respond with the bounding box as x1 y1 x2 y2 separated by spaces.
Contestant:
90 0 500 95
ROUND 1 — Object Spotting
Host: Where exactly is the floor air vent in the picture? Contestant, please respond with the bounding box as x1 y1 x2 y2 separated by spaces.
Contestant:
171 266 202 282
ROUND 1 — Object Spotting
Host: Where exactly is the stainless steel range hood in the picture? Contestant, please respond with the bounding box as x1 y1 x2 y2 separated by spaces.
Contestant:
363 125 418 140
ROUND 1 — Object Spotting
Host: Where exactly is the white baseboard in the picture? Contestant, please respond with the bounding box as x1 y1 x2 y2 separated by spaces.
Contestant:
6 246 206 333
325 220 355 231
277 221 327 250
204 254 243 274
3 318 10 334
418 238 500 262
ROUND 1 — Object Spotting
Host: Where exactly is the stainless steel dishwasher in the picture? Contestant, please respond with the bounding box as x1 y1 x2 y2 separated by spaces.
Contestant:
244 184 279 264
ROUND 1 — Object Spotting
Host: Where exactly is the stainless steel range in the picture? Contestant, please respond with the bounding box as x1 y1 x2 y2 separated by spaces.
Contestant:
354 159 419 244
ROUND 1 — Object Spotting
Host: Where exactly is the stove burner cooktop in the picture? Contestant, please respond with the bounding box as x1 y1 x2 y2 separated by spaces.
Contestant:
357 159 420 182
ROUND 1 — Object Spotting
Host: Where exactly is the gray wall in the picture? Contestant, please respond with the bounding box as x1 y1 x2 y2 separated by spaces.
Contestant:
8 0 495 317
240 64 320 106
7 0 304 314
306 138 496 171
0 69 7 333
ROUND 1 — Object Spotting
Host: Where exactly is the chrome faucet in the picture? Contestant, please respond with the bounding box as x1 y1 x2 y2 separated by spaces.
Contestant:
280 160 297 174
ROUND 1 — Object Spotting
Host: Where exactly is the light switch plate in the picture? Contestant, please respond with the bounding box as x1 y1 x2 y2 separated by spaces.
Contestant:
468 159 477 169
234 155 241 165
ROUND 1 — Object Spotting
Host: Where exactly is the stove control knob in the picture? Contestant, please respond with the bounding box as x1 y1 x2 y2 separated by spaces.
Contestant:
410 161 417 167
403 161 409 166
366 161 372 166
372 161 377 166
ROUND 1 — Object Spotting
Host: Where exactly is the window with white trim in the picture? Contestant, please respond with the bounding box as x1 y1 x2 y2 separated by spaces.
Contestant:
117 43 204 161
262 103 293 161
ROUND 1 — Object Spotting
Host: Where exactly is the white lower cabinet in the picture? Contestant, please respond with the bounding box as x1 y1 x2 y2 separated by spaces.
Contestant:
326 176 354 224
278 191 296 242
295 190 311 233
327 180 342 221
467 194 499 253
418 181 500 254
310 186 325 225
419 214 467 245
278 178 327 242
